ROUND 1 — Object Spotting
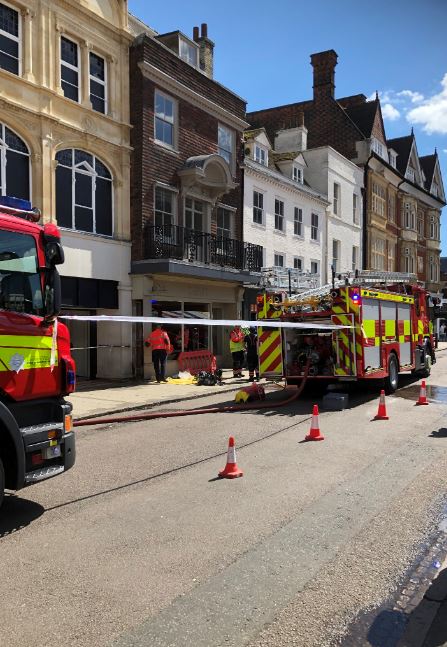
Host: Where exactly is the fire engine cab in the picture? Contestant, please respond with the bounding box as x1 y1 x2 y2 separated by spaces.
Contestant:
257 270 436 394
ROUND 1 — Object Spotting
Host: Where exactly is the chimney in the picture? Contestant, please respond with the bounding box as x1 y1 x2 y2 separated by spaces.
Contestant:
310 50 338 100
274 114 308 152
193 23 214 79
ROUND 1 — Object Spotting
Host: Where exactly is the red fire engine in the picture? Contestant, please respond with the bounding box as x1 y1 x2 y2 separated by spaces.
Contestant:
257 271 436 394
0 196 76 508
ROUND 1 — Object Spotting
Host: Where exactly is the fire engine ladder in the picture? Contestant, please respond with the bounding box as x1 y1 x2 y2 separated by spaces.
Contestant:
354 270 419 286
283 278 347 304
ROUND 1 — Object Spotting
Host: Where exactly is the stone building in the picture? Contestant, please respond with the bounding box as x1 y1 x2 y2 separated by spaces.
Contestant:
128 22 262 378
0 0 133 378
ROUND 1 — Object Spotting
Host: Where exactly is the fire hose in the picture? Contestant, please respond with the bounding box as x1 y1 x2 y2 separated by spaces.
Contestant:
73 363 310 428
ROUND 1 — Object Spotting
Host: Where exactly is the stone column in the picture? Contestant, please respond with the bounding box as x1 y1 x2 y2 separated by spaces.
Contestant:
80 40 92 109
106 54 117 119
21 8 35 82
54 24 64 95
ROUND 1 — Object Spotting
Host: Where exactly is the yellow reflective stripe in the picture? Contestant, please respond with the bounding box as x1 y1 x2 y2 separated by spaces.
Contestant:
363 320 375 338
0 348 57 371
418 321 424 335
360 289 414 304
404 320 411 335
384 320 396 337
0 334 54 349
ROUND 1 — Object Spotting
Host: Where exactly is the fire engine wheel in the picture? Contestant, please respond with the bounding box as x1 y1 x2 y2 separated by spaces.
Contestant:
0 457 4 509
384 354 399 394
420 351 432 378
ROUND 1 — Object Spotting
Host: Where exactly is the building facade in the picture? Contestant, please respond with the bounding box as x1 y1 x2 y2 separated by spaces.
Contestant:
129 23 262 377
0 0 133 378
247 50 445 291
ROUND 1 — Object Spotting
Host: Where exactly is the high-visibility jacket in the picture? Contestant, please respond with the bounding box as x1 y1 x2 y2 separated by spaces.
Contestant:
146 328 171 351
229 328 245 353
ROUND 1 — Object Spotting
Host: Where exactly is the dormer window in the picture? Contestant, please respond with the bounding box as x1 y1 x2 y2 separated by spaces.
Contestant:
254 145 267 166
179 37 198 67
432 183 439 198
371 137 388 161
293 166 303 183
406 167 415 182
389 151 397 168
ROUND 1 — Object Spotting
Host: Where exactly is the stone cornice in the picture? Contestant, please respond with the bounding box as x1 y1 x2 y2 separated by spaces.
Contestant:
138 61 249 132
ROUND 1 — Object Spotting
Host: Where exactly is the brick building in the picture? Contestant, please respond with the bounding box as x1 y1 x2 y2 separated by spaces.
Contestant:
247 50 445 291
129 22 262 377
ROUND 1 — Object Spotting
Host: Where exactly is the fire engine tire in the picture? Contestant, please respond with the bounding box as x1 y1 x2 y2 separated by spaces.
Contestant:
420 347 432 378
0 457 4 509
384 354 399 394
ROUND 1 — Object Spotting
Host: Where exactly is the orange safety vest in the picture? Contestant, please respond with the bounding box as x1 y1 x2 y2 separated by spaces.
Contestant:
146 329 170 351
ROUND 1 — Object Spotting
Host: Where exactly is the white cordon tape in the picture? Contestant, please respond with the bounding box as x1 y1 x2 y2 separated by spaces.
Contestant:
60 315 352 331
50 318 58 371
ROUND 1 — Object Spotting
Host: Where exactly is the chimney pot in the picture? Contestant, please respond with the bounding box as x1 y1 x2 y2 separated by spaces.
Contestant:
201 23 208 38
193 26 199 42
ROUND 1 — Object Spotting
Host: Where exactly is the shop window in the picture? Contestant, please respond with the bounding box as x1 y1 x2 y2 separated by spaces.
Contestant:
55 149 113 236
184 303 210 351
151 301 182 357
0 122 30 200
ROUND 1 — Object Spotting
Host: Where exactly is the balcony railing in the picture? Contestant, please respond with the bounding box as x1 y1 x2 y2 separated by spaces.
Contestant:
145 225 263 272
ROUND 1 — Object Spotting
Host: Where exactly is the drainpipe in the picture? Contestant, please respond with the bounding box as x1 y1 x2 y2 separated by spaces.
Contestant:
363 154 373 269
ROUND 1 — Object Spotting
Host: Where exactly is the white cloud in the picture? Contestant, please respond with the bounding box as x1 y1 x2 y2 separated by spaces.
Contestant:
396 90 424 103
444 149 447 154
407 74 447 135
381 103 400 121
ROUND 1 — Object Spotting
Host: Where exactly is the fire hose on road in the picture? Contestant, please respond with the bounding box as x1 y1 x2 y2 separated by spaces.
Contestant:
73 364 310 428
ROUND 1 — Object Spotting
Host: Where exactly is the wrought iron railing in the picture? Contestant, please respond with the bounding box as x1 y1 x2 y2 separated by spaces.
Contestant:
145 225 263 272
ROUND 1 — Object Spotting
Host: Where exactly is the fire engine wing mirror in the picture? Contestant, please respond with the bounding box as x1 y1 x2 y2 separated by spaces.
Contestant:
45 240 64 266
43 267 61 320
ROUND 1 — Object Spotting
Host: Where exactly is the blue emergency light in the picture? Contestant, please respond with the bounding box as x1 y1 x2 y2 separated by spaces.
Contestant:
351 293 360 302
0 196 32 211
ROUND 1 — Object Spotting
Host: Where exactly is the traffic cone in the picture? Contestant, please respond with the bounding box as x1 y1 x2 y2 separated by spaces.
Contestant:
305 404 324 441
218 436 243 479
374 389 389 420
416 380 429 406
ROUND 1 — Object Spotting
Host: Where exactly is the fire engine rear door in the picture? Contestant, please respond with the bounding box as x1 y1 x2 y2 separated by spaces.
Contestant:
258 326 284 378
331 313 356 376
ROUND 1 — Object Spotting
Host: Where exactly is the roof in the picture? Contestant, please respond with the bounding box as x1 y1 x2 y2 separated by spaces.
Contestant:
344 100 379 137
386 135 413 175
271 151 301 162
419 154 437 188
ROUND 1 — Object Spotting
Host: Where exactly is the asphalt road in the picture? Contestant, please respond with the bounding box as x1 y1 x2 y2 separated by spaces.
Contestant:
1 353 447 647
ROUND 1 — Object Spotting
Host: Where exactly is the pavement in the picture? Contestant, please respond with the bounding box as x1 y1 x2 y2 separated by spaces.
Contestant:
69 369 263 420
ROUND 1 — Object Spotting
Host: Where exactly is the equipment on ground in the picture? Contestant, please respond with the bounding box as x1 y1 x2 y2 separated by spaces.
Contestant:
0 196 75 508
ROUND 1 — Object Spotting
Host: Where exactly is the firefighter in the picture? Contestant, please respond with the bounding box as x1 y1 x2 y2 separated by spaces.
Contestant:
245 327 259 382
229 324 245 378
145 324 171 383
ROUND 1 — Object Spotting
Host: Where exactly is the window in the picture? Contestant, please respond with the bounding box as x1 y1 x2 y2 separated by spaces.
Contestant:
333 182 340 215
217 207 231 239
89 52 107 114
253 190 263 225
254 145 267 166
218 124 233 169
406 167 415 182
293 257 303 271
274 253 284 268
388 192 395 223
430 215 439 240
0 123 30 200
332 239 340 273
404 248 415 274
403 202 416 229
353 193 359 224
155 186 175 228
293 166 303 183
179 38 198 67
185 197 204 231
0 2 19 75
389 151 397 168
352 246 359 272
372 237 386 270
432 183 439 198
55 149 113 236
155 91 175 148
371 137 386 159
311 212 319 241
0 230 43 316
429 256 438 282
417 215 424 237
372 182 386 217
61 36 80 102
310 260 319 275
274 199 284 231
294 207 303 236
387 243 396 271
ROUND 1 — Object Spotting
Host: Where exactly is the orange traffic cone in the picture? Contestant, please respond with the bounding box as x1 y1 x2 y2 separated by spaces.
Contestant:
374 389 389 420
218 436 243 479
305 404 325 441
416 380 429 406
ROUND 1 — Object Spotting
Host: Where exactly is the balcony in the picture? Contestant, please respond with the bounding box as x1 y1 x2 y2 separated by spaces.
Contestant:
144 225 263 273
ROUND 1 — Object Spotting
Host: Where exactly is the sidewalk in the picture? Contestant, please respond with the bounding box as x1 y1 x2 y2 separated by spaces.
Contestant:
68 369 263 420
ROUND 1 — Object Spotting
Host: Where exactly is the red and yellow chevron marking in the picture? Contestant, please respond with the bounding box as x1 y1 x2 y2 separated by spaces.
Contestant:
259 328 283 376
331 313 356 376
333 302 362 360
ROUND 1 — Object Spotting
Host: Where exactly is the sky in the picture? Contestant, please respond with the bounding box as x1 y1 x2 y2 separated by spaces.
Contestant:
129 0 447 253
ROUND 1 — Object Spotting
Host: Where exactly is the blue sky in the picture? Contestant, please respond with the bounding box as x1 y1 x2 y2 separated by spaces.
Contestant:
129 0 447 252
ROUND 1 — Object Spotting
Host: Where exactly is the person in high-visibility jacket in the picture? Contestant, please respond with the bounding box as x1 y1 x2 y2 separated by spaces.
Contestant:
145 324 171 382
229 325 245 378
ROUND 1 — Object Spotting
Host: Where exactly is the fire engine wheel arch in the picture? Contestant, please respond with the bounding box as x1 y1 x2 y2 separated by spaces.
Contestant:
0 402 25 491
384 352 399 395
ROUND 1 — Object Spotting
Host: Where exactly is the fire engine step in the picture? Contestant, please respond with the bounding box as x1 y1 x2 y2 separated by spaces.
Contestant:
25 465 65 483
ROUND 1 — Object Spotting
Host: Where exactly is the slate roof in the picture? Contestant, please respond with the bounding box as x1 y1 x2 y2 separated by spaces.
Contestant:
344 100 379 138
244 128 266 141
386 135 413 175
419 154 437 189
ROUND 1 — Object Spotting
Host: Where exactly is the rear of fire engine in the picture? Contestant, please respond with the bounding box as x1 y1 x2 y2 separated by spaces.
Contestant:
257 271 436 394
0 197 76 508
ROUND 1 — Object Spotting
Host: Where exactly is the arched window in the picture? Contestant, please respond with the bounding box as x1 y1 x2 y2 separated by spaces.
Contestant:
0 123 30 200
55 149 113 236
